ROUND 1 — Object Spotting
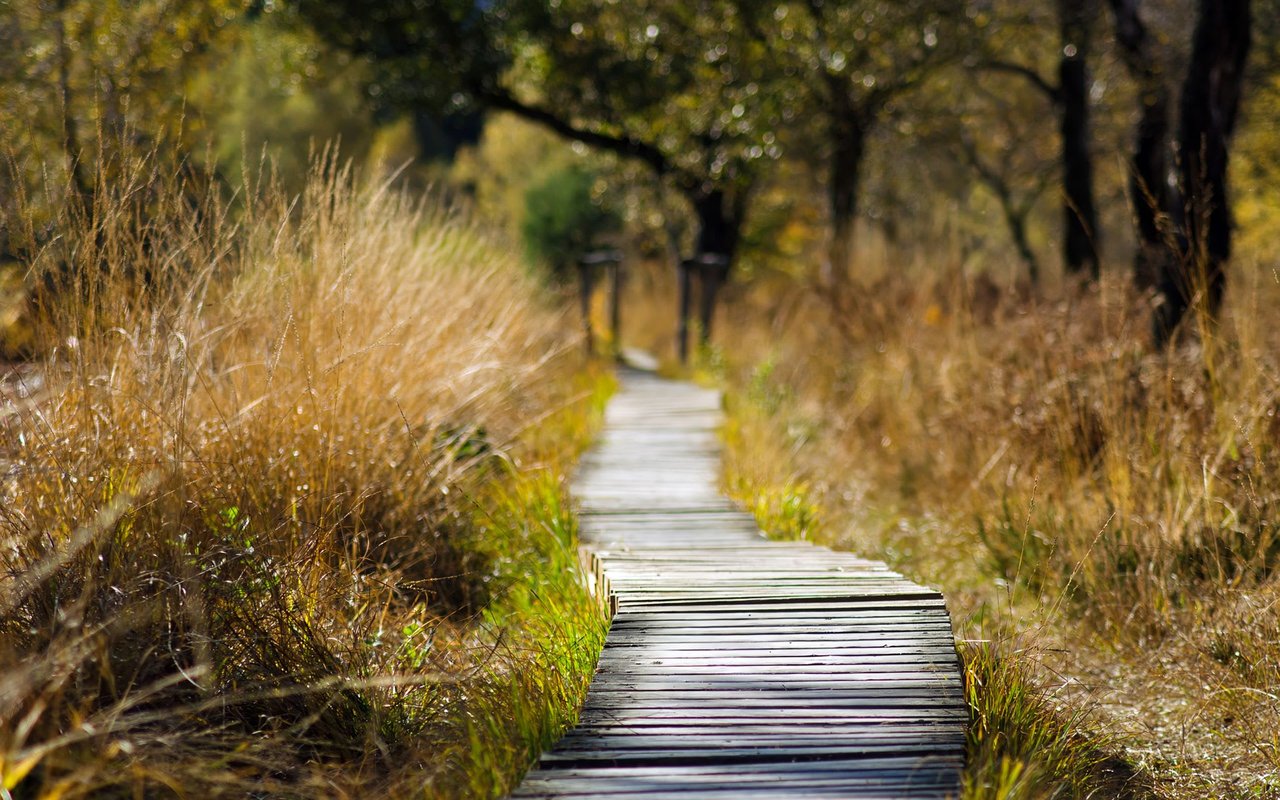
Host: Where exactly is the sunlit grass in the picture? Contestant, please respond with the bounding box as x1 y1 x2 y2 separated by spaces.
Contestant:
0 154 609 797
960 641 1147 799
709 253 1280 798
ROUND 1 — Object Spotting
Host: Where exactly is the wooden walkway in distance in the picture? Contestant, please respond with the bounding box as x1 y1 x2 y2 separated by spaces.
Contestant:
513 371 966 799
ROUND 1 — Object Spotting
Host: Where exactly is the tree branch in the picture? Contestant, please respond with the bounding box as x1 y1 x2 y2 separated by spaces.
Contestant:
975 59 1061 103
477 87 699 190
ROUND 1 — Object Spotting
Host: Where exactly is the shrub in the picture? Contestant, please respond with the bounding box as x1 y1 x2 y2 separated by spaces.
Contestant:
520 165 620 279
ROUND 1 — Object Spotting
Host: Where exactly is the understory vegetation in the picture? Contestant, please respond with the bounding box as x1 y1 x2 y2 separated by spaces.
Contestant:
696 256 1280 799
5 1 1279 797
0 157 610 798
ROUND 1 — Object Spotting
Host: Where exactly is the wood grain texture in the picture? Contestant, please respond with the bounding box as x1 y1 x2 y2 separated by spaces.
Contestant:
512 371 965 799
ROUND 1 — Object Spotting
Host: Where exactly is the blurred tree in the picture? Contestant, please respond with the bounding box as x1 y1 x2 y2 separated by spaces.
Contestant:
957 119 1053 284
0 0 248 222
294 0 783 344
741 0 968 293
411 109 484 163
510 1 777 268
978 0 1101 279
1155 0 1251 342
1232 0 1280 261
880 46 1065 286
1057 0 1101 278
1106 0 1173 289
449 113 581 241
190 10 379 193
521 164 622 279
1105 0 1251 342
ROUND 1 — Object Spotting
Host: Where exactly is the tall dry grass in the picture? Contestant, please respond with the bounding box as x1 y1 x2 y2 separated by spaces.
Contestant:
705 252 1280 797
0 155 604 797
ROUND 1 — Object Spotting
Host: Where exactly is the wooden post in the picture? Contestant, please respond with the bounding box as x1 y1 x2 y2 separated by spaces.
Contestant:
676 258 693 364
577 260 595 354
578 250 624 357
680 253 729 360
608 260 623 357
696 253 729 346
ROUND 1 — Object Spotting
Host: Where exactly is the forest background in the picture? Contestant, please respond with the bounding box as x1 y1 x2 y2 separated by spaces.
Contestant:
2 0 1280 798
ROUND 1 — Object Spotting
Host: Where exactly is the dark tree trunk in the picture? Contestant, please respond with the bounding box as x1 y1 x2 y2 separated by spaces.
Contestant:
822 70 873 294
692 188 742 265
1107 0 1173 289
675 186 745 361
1156 0 1251 344
828 106 869 290
1132 86 1173 287
1059 0 1101 278
693 187 743 342
55 0 92 209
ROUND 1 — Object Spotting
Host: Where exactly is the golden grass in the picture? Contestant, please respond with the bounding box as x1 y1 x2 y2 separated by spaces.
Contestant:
706 252 1280 798
0 155 608 797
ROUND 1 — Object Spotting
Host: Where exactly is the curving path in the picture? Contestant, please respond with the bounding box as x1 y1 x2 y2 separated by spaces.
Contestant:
513 370 966 799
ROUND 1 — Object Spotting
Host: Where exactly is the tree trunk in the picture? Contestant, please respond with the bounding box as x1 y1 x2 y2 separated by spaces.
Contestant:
825 79 871 293
1058 0 1101 278
55 0 92 209
1131 85 1173 288
1156 0 1251 344
957 134 1043 286
1005 206 1041 286
828 111 869 290
1107 0 1173 289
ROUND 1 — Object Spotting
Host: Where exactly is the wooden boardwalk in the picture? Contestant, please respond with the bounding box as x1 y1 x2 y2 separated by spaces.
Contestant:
513 371 966 799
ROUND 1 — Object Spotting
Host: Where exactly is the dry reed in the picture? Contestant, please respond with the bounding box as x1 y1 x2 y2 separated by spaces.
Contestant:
702 252 1280 797
0 154 599 797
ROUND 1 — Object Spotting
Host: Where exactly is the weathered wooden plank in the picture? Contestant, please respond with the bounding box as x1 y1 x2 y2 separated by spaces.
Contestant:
601 642 961 655
514 772 959 794
518 766 962 784
605 625 957 637
601 652 959 664
579 691 967 706
612 599 952 615
539 741 963 765
603 629 958 640
583 679 963 693
568 718 968 733
606 622 957 635
579 679 965 693
516 774 960 792
607 616 953 629
595 654 960 669
518 756 965 780
514 786 954 800
574 712 966 726
512 371 964 799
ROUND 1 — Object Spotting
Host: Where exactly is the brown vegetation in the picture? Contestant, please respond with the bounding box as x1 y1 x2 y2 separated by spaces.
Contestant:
0 156 608 797
690 253 1280 797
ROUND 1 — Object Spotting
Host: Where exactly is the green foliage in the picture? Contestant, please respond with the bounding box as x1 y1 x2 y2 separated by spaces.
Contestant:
745 481 821 542
0 0 246 216
521 165 620 278
429 370 614 797
293 0 788 266
961 643 1148 799
450 113 584 238
192 14 380 192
